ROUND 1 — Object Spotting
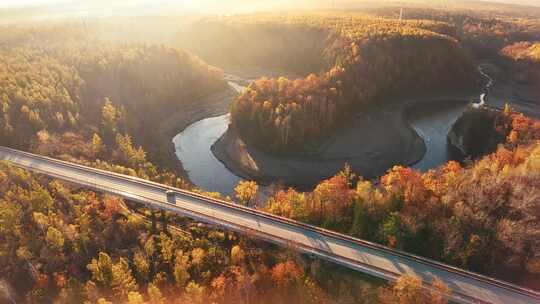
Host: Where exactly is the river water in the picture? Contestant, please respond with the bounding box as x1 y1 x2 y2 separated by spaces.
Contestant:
174 72 489 196
408 101 469 171
173 114 242 196
172 77 246 197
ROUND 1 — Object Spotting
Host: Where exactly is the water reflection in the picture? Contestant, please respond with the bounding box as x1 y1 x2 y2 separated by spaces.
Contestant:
174 71 491 194
173 114 242 197
408 101 469 171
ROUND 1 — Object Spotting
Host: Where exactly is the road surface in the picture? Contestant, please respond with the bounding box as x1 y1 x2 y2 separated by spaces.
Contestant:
0 146 539 304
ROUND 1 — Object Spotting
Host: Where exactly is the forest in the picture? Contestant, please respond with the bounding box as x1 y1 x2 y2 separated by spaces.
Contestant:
1 3 540 303
500 41 540 84
0 21 444 304
0 30 454 300
265 105 540 286
501 41 540 62
0 26 357 304
224 14 477 153
367 5 540 58
1 158 456 303
0 31 226 168
207 7 540 154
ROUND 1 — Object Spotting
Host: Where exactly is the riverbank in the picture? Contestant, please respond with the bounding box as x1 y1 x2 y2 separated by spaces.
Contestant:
158 86 237 180
163 67 302 183
406 99 470 171
210 61 540 189
212 94 475 189
479 62 540 119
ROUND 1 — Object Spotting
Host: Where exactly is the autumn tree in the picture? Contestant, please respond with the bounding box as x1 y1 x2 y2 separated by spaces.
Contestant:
111 257 139 299
91 133 105 157
231 245 246 265
147 283 165 304
271 261 304 289
174 250 191 287
379 275 450 304
234 181 259 207
46 227 65 252
88 252 114 287
183 282 205 304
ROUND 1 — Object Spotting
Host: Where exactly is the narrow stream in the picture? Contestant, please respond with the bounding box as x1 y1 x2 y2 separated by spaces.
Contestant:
174 68 492 195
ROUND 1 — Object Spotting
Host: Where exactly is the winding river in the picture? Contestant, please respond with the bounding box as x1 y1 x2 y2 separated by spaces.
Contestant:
174 70 491 196
408 101 469 171
172 78 246 196
173 114 243 196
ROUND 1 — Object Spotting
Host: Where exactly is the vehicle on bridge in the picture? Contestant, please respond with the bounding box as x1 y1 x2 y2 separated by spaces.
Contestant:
166 190 176 203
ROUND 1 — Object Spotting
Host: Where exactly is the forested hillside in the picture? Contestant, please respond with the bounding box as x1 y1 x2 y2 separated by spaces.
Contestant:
0 160 454 303
0 26 376 304
501 41 540 62
213 14 477 153
266 106 540 287
365 5 540 58
178 20 331 76
1 6 539 302
0 48 84 148
57 44 226 163
448 104 540 157
500 41 540 84
0 32 226 167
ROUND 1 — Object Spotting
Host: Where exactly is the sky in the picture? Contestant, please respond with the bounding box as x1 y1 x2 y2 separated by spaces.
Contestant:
0 0 538 13
0 0 65 7
0 0 306 14
4 0 539 8
0 0 295 9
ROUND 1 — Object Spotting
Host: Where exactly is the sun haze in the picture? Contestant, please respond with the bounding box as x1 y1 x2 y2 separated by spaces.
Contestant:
0 1 539 304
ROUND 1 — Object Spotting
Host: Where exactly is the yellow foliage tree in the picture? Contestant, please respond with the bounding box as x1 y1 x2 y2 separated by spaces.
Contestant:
234 181 259 207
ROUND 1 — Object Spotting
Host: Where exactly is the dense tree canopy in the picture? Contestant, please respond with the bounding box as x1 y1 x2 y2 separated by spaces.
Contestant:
366 5 540 57
1 9 539 302
266 108 540 286
449 105 540 157
0 35 227 167
0 22 407 304
0 48 84 147
0 161 343 303
501 41 540 62
500 41 540 84
225 14 477 153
